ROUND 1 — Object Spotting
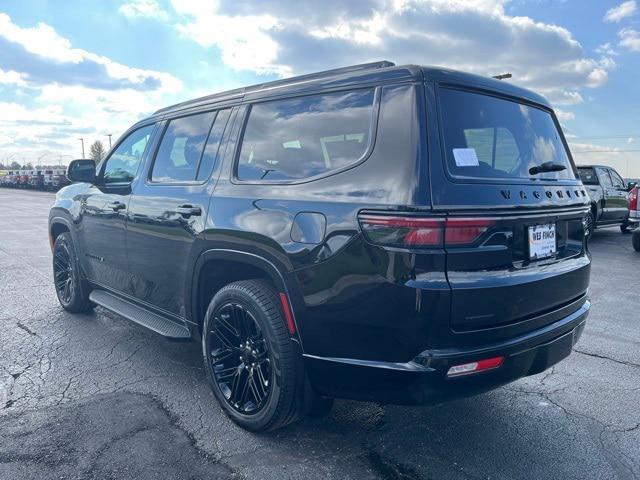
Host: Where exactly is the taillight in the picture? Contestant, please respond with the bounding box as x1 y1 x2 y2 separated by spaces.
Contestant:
358 213 495 248
358 214 444 247
629 187 638 211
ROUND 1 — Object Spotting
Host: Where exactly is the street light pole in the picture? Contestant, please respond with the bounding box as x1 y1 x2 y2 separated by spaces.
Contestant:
107 134 112 149
78 138 85 158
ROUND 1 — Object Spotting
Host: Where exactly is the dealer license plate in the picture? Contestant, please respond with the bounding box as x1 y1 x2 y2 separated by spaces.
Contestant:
528 224 556 260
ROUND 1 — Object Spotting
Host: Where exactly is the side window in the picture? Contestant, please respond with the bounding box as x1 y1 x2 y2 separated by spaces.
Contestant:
596 167 613 187
237 89 375 181
463 127 519 173
151 111 215 182
103 125 154 184
196 109 231 182
609 169 625 189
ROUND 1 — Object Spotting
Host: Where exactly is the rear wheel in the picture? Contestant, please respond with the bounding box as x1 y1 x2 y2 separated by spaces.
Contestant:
620 224 632 234
52 232 94 313
585 212 595 237
202 280 302 432
633 231 640 252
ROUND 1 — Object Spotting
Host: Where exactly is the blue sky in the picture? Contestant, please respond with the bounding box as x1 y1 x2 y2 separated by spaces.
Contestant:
0 0 638 175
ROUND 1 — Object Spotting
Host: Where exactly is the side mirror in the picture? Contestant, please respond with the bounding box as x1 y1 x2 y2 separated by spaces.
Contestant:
67 159 96 184
627 182 637 191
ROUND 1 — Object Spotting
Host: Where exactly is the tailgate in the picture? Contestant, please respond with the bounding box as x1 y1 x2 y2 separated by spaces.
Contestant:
446 207 589 331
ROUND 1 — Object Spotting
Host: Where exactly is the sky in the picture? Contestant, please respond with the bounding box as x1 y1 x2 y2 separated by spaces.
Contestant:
0 0 638 175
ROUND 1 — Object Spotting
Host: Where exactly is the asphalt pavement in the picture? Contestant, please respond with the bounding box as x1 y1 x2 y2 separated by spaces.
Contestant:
0 188 639 480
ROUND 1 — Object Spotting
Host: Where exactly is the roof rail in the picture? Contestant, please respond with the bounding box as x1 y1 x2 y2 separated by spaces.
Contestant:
153 60 395 116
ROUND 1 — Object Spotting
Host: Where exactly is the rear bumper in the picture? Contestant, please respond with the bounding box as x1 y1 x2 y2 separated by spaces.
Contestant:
304 300 589 405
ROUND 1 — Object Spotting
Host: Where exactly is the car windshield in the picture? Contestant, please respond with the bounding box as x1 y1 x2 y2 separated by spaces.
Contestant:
439 88 576 181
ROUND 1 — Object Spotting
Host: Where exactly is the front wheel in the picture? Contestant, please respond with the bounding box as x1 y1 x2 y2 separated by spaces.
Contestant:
202 280 302 432
52 232 94 313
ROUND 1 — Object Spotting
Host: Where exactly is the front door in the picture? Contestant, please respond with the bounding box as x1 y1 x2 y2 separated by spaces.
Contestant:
126 108 233 317
79 124 156 292
595 167 617 222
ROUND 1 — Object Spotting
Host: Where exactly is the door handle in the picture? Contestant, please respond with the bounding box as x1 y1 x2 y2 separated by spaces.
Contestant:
107 201 126 211
175 205 202 217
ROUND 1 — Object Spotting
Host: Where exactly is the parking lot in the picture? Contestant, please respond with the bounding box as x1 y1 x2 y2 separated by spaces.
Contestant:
0 188 638 480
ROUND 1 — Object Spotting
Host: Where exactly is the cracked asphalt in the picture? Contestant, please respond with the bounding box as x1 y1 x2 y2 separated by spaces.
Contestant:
1 188 639 480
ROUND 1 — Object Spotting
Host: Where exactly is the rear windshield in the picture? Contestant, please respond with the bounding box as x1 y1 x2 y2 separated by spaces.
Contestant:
577 167 598 185
439 88 575 181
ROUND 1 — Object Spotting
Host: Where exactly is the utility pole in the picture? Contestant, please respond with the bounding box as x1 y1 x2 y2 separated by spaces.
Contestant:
78 138 85 158
107 134 112 149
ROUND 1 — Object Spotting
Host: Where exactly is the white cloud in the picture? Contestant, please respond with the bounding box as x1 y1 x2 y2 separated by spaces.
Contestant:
555 109 575 122
169 0 612 106
0 13 181 92
0 68 29 87
619 28 640 52
604 1 637 23
119 0 169 21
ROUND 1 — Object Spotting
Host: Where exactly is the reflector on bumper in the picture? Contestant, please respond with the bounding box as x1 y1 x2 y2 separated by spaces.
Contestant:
447 356 504 377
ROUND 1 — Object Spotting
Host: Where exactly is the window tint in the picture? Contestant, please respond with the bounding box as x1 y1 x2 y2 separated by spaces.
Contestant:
151 112 215 182
609 169 625 188
237 89 375 181
103 125 154 184
578 167 598 185
196 109 231 181
440 89 575 180
596 167 613 187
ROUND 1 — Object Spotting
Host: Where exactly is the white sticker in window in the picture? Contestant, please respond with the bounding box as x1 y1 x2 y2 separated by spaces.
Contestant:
453 148 480 167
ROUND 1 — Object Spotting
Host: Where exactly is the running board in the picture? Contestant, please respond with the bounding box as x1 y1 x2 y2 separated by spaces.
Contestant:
89 290 191 339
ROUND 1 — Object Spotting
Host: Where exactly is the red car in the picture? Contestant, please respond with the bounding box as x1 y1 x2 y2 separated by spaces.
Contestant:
630 186 640 251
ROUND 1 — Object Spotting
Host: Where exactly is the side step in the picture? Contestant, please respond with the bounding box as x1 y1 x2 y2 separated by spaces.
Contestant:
89 290 191 339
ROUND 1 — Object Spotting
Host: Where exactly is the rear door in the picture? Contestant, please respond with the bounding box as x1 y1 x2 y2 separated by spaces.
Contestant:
607 168 630 221
430 85 590 335
126 108 233 317
595 167 617 221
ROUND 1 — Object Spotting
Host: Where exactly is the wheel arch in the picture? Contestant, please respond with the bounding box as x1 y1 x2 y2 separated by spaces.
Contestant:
48 215 74 250
190 249 303 346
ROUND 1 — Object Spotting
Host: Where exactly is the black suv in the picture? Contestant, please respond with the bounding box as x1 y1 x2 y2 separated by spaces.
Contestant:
50 61 591 432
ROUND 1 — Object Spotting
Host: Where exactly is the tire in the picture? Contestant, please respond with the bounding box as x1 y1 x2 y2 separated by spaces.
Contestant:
585 211 595 237
202 280 301 432
52 232 94 313
620 224 631 234
633 232 640 252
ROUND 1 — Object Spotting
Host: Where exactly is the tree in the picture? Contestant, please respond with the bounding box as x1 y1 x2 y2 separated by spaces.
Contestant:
10 161 20 170
89 140 106 163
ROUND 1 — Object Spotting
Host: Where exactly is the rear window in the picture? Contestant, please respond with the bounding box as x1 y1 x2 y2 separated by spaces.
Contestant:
236 89 375 181
439 88 575 181
578 167 598 185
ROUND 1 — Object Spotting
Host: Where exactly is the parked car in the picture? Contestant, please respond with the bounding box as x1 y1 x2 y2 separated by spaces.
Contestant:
51 169 70 190
43 169 55 190
629 186 640 251
18 170 29 188
28 169 44 189
577 165 638 233
49 61 591 432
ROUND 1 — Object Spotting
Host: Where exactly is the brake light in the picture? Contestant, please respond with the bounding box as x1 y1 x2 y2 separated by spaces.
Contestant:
629 187 638 211
358 214 444 247
447 356 504 377
358 213 496 248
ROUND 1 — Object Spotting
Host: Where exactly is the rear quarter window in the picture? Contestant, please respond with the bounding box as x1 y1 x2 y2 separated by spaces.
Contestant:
236 89 376 182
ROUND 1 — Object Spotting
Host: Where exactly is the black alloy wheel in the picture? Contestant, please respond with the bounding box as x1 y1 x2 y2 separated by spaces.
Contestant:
202 280 302 432
52 232 94 313
208 302 272 415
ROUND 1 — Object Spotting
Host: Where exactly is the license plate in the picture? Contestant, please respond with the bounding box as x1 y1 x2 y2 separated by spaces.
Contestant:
528 224 556 260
